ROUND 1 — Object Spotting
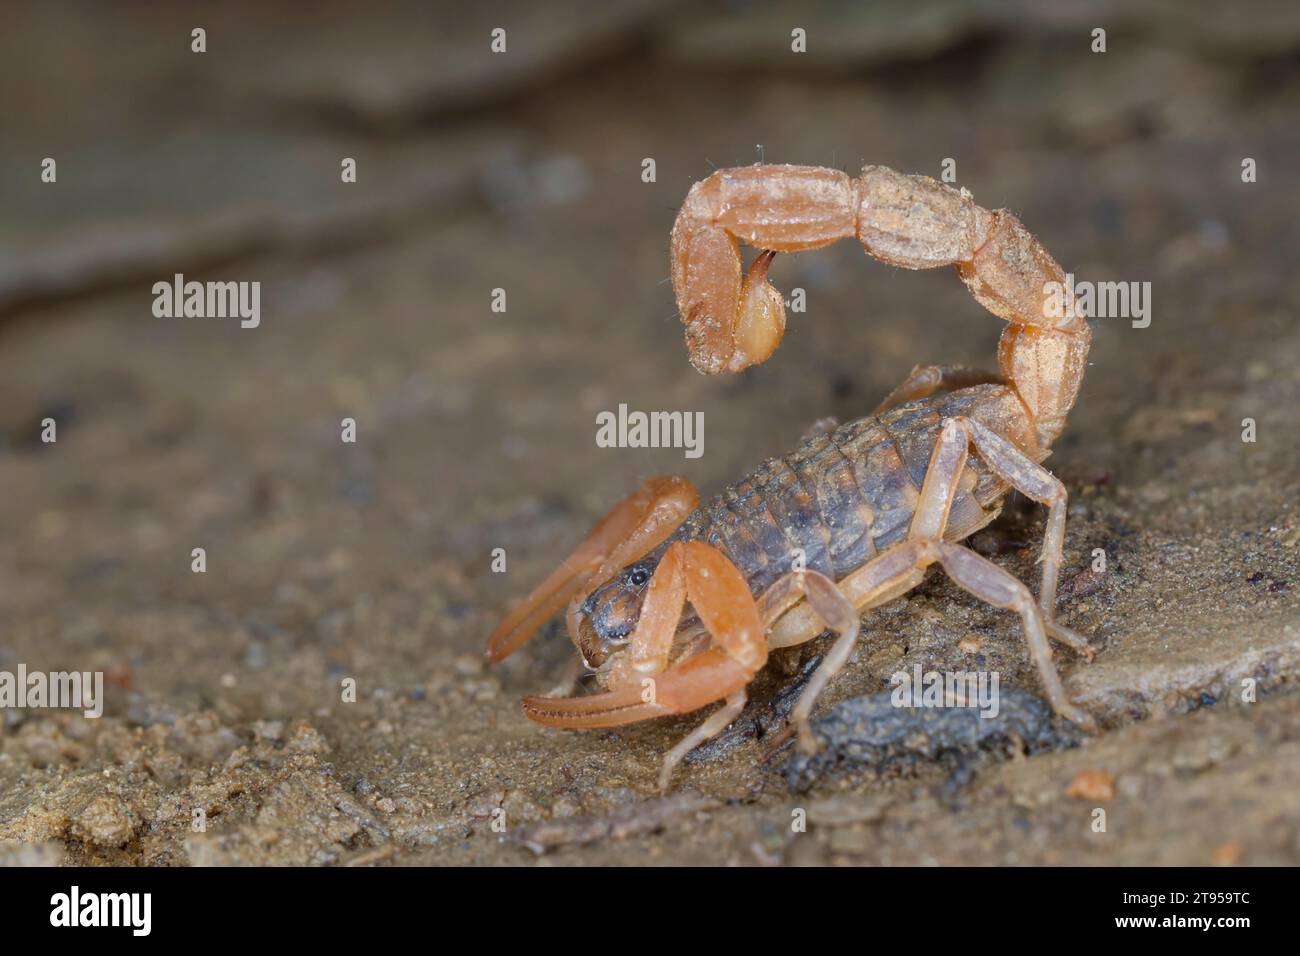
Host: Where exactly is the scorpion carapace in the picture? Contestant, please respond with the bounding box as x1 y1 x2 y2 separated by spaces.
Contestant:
487 163 1098 791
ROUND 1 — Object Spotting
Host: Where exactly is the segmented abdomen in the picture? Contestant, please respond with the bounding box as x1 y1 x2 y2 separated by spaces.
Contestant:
669 384 1032 594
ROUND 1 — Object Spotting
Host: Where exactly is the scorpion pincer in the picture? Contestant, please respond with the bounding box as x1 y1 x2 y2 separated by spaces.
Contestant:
487 163 1098 791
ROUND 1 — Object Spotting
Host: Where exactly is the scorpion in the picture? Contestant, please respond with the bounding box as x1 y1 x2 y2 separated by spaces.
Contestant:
487 163 1098 791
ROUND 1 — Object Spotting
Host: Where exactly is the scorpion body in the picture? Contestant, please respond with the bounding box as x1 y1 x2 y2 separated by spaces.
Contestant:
488 163 1099 790
579 384 1031 666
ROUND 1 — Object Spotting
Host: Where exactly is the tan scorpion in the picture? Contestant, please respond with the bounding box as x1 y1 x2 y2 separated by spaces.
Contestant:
487 163 1098 790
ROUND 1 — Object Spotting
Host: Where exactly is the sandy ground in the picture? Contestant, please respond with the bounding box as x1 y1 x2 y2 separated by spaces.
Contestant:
1 1 1298 865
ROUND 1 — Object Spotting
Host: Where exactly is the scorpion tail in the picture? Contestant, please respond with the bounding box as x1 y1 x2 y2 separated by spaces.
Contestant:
667 164 1093 450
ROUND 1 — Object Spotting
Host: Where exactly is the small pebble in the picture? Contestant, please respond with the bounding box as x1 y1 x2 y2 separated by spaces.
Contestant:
454 654 485 676
1066 770 1116 801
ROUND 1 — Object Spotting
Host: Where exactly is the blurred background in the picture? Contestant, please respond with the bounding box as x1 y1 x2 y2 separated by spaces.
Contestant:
1 1 1298 865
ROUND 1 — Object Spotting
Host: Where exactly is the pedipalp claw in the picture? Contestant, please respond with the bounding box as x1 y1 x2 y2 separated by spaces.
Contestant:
521 686 668 729
521 646 754 735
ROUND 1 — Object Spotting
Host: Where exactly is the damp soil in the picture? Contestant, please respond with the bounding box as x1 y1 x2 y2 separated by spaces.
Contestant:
1 1 1298 866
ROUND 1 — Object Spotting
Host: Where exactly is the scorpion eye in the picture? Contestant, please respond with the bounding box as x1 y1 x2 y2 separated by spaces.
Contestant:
628 568 650 587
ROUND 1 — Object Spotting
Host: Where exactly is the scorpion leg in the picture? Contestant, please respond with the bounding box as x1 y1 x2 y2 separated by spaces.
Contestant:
941 416 1077 628
932 542 1098 732
521 541 769 791
658 691 747 793
772 543 1097 743
769 419 1096 743
907 417 1095 725
915 418 1097 723
754 569 861 755
913 416 1091 648
485 476 698 663
912 418 1095 728
770 541 930 750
